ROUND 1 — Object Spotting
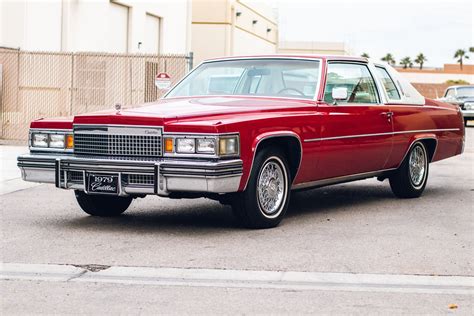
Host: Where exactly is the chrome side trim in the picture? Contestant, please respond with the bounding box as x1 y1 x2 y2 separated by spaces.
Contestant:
292 168 396 190
162 131 239 136
292 137 439 191
30 128 72 132
304 128 460 142
243 132 303 191
73 124 164 129
74 125 162 136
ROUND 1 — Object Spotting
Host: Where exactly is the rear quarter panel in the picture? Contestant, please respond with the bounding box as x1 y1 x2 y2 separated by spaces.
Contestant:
387 98 464 168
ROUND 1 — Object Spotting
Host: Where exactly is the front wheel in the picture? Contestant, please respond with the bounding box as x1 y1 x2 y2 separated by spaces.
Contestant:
232 147 291 229
389 142 429 198
75 190 133 216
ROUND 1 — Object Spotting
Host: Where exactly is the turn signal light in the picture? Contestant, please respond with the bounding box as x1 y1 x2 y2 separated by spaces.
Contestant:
66 134 74 149
164 137 174 153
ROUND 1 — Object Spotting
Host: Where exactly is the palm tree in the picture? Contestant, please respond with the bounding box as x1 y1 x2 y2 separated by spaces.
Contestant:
454 49 469 70
400 57 413 69
469 47 474 53
361 53 370 58
414 53 427 70
381 53 396 65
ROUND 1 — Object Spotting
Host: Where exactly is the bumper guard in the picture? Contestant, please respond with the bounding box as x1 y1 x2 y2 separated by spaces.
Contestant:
18 153 243 196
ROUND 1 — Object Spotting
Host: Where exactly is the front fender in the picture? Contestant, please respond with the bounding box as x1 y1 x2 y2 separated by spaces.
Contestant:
238 131 302 191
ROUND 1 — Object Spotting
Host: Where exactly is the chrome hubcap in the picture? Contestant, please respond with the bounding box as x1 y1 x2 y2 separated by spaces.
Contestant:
409 145 426 187
257 159 286 217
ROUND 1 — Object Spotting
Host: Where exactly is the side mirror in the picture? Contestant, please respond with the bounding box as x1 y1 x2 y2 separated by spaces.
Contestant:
332 87 348 105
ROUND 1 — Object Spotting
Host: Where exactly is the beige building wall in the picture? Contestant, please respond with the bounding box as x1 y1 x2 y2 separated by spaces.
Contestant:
191 0 278 65
0 0 190 54
278 41 349 55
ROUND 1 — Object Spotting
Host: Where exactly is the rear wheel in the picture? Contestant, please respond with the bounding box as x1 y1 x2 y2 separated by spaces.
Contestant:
389 142 429 198
75 190 132 216
232 147 291 229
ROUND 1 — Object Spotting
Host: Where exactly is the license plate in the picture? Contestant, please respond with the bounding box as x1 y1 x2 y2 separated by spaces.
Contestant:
87 173 119 194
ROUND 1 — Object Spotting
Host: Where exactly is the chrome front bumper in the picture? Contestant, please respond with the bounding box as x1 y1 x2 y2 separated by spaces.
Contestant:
17 153 243 196
461 110 474 118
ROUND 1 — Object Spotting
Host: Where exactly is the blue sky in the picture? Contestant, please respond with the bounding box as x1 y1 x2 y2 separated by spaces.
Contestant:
276 0 473 67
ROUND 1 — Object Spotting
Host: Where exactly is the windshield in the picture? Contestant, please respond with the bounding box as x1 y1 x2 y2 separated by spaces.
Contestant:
166 59 321 100
457 87 474 98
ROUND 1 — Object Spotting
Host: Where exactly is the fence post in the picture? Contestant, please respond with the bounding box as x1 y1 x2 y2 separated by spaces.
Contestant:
186 52 194 72
69 53 75 116
0 64 3 139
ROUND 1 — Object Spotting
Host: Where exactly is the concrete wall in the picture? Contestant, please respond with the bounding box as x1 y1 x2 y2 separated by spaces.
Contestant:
191 0 277 65
1 0 62 51
278 41 349 55
399 72 473 84
397 64 473 84
397 64 474 98
0 0 190 54
412 83 452 99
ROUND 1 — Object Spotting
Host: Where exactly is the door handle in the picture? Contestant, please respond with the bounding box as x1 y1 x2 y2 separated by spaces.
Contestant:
381 111 393 122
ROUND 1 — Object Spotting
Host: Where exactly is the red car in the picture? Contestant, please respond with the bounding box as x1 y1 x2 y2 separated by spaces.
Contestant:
18 55 465 228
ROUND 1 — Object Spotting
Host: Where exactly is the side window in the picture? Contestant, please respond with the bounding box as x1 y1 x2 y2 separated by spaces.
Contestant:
375 67 401 100
445 89 455 98
324 63 378 104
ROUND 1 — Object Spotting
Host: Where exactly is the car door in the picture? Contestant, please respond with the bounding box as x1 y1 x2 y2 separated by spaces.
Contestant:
314 61 394 180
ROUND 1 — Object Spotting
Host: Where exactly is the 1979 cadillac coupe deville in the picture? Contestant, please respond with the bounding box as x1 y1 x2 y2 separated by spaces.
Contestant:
18 55 465 228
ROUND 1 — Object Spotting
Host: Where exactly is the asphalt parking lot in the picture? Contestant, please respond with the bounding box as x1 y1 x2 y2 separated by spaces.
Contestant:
1 128 473 314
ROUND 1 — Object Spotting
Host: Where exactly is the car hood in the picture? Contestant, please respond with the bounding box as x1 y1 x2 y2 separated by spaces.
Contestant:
72 96 315 127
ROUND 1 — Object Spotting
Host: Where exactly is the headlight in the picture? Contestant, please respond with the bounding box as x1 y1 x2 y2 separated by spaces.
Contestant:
32 133 48 147
176 138 196 153
196 138 216 154
219 136 239 156
30 131 73 151
465 103 474 110
164 134 239 157
49 134 65 148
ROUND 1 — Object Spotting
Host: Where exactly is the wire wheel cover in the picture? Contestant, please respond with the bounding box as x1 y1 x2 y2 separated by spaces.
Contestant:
257 159 286 216
409 145 426 187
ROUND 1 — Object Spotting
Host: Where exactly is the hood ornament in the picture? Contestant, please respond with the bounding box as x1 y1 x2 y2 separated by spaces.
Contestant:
115 103 122 113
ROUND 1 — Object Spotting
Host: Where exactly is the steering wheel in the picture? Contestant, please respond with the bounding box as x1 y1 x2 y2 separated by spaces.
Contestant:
277 87 305 96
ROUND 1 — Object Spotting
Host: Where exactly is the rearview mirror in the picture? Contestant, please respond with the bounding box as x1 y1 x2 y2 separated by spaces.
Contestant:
332 87 348 105
247 68 271 76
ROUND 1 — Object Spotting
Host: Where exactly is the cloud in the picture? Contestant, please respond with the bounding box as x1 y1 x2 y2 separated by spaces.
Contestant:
276 0 473 66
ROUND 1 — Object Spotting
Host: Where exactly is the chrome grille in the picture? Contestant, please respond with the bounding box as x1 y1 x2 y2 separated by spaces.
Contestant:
126 174 154 186
60 171 84 183
69 171 84 183
73 126 162 157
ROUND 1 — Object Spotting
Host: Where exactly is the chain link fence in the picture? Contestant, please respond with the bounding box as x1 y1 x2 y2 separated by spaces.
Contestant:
0 48 191 141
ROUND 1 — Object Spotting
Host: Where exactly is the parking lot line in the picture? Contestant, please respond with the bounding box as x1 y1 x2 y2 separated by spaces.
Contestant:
1 263 472 295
